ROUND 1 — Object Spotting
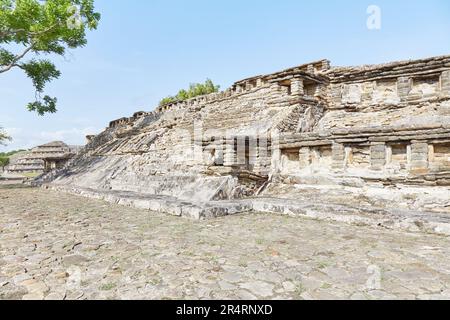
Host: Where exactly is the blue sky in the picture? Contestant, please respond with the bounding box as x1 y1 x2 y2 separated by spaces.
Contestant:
1 0 449 151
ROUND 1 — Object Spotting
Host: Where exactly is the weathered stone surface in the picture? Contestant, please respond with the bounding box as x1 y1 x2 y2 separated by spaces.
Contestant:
442 71 450 97
397 77 412 99
28 55 450 233
62 255 90 267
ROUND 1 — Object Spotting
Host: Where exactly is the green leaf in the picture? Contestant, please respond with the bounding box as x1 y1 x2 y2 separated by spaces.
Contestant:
27 95 58 116
21 59 61 92
0 48 14 65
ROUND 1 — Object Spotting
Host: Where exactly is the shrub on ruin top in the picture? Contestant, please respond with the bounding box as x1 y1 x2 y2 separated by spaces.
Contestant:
0 156 9 170
159 79 220 106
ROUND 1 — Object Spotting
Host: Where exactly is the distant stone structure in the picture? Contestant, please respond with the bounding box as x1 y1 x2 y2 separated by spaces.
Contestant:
8 141 80 174
37 55 450 235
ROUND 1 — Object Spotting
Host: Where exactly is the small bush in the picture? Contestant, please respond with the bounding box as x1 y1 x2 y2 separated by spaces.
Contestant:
0 156 9 170
159 79 220 106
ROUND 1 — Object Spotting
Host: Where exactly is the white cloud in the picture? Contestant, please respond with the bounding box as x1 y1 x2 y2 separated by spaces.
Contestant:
3 127 23 136
1 127 41 151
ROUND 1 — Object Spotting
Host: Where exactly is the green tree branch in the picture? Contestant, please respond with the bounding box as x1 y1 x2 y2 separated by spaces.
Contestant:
0 0 100 115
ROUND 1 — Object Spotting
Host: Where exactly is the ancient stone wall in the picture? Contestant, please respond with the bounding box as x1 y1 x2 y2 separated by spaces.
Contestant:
275 55 450 186
39 55 450 221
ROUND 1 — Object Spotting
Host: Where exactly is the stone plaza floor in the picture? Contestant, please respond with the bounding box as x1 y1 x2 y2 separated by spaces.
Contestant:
0 185 449 300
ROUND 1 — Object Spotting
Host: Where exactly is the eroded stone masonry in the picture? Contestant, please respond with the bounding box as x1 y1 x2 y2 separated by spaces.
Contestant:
36 55 450 235
8 141 80 175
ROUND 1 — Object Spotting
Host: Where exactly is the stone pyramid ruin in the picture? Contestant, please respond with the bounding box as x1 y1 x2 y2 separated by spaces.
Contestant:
8 141 79 174
36 55 450 235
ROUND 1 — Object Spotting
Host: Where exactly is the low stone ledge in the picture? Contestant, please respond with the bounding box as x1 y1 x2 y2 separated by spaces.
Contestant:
42 184 253 220
251 198 450 237
42 183 450 236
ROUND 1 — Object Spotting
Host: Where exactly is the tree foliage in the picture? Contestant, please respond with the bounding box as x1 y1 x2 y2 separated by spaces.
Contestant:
0 127 11 145
0 149 25 157
0 0 100 115
159 79 220 106
0 149 26 170
0 156 10 170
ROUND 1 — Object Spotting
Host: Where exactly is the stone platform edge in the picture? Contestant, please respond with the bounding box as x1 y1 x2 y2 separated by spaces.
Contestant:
42 184 450 237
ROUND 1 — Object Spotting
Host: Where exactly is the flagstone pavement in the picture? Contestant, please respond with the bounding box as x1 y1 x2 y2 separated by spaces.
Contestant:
1 185 449 300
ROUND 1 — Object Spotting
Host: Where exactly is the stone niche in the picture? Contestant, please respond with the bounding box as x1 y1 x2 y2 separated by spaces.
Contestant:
225 136 272 176
429 142 450 172
204 144 224 167
237 139 252 170
303 80 318 98
344 145 371 169
310 145 333 169
280 148 300 174
329 84 343 106
341 83 362 104
246 79 258 91
372 79 400 105
386 142 410 172
279 80 292 95
280 145 333 174
442 71 450 96
409 74 441 100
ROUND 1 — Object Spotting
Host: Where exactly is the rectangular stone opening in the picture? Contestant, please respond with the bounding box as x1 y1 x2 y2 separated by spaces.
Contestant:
345 145 370 169
372 79 400 104
410 74 441 97
280 148 300 174
247 80 258 90
206 143 224 167
304 80 318 97
233 137 256 171
311 145 332 168
430 143 450 171
281 148 300 162
279 80 292 95
386 143 409 169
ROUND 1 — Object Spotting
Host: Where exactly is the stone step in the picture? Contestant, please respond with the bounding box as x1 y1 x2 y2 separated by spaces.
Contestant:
43 184 450 237
43 185 253 220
